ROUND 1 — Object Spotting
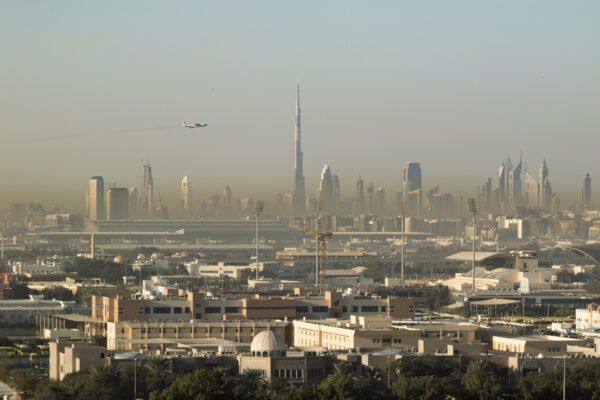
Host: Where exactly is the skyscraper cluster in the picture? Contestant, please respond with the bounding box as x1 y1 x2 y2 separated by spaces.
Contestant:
478 157 562 213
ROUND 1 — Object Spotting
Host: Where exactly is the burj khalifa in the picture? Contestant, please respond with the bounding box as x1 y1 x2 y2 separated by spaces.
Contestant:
292 85 306 217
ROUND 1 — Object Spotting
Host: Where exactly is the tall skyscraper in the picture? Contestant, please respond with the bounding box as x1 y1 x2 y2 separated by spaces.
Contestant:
582 173 592 211
355 176 365 215
222 185 232 217
497 161 507 212
180 175 192 219
88 176 104 220
141 163 154 218
106 187 129 220
376 187 386 215
524 171 538 209
508 155 522 210
319 165 335 214
367 182 375 213
403 162 422 215
538 160 552 209
484 178 492 213
292 85 306 218
128 187 138 219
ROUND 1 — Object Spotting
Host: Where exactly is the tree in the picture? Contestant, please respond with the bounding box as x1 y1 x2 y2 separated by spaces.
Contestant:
74 366 125 400
391 356 464 399
463 360 503 400
150 368 233 400
43 286 74 301
11 283 31 299
517 371 562 400
317 362 389 400
34 379 71 400
144 357 175 394
8 368 46 398
424 284 450 312
392 375 443 400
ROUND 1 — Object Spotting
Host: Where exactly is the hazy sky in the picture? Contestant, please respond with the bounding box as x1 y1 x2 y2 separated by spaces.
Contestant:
1 1 599 211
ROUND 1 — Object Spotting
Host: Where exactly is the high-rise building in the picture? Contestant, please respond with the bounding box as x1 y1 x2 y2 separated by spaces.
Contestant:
319 165 336 214
106 187 129 220
582 173 592 211
180 175 192 219
484 178 492 213
508 156 522 210
88 176 104 220
222 185 233 217
376 187 386 215
367 182 375 213
128 188 138 219
403 162 422 215
497 161 508 212
524 171 538 209
292 85 306 218
538 160 552 210
395 189 403 215
141 163 154 218
355 176 365 215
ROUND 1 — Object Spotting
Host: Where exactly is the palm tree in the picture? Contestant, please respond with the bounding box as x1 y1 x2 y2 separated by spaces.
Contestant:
144 357 174 393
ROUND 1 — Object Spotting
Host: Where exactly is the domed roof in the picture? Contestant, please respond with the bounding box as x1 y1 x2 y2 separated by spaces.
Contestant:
250 330 287 353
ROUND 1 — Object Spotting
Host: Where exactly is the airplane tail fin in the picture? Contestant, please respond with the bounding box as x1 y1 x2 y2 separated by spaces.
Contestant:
182 121 186 127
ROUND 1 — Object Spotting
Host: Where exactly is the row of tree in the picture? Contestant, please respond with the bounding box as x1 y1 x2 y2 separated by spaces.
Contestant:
10 356 600 400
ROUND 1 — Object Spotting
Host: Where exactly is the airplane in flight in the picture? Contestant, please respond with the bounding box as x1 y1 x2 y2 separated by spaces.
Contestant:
182 121 208 128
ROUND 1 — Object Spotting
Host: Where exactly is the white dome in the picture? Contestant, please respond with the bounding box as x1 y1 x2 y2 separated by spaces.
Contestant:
250 330 287 354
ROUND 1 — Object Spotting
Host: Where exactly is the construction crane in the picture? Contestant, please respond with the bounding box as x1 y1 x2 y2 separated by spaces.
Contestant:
297 200 332 294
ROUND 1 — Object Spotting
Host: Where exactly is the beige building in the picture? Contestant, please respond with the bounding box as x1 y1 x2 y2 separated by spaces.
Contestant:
238 330 329 384
391 321 479 354
293 315 422 351
107 319 290 352
49 340 108 381
575 302 600 330
92 291 415 324
492 335 586 354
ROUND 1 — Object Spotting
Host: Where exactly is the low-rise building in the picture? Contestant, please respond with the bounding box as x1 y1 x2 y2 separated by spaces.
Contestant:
185 261 254 279
0 295 77 330
92 291 415 324
576 302 600 330
10 259 64 275
106 319 291 352
238 330 330 384
293 315 422 351
49 340 109 381
492 335 586 355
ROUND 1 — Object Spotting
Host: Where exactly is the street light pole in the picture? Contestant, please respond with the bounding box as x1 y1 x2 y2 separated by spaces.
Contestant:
255 201 264 281
399 201 406 286
468 199 477 292
563 354 566 400
315 200 322 288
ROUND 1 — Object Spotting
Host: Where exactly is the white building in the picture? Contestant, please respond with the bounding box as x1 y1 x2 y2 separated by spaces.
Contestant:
11 259 64 275
185 261 254 279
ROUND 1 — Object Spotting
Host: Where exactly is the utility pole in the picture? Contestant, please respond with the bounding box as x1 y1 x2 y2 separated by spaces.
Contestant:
468 199 477 292
315 200 322 288
563 353 567 400
400 201 406 286
255 201 264 281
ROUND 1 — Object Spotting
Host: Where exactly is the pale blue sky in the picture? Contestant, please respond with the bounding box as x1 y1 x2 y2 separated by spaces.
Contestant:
1 1 599 210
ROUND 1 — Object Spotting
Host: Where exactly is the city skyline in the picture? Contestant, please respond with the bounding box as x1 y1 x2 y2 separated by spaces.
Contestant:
1 2 600 209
